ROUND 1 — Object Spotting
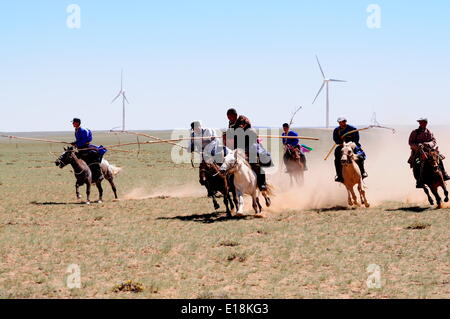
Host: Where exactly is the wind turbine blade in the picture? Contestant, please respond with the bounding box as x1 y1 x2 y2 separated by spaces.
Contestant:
123 92 129 104
111 92 121 103
312 82 325 104
316 55 325 79
329 79 347 82
120 69 123 91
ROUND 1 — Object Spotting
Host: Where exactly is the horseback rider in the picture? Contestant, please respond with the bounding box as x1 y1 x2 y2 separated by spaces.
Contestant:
282 123 307 170
227 108 251 131
333 117 368 183
70 118 106 181
189 121 219 189
408 117 450 188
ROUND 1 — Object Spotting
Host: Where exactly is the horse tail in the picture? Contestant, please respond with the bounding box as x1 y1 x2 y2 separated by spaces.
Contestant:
102 159 122 176
109 164 122 176
265 183 275 196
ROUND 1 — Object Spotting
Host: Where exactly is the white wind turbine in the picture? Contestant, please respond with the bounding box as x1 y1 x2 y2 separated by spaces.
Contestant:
312 55 347 128
111 69 129 131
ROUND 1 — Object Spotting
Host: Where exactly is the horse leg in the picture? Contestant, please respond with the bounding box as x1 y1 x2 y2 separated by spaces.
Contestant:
262 190 271 207
75 183 81 200
252 195 262 216
107 177 118 199
442 183 449 203
211 194 220 210
358 183 370 208
231 189 238 214
96 181 103 203
236 190 245 216
256 195 262 212
430 185 442 209
223 192 232 217
422 185 434 205
345 186 353 206
85 182 91 205
351 187 359 207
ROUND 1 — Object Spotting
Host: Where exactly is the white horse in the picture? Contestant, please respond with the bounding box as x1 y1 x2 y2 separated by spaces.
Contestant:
220 149 272 217
340 142 370 207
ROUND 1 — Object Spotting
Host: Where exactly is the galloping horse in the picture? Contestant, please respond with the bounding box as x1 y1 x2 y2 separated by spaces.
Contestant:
199 161 238 217
220 149 273 217
340 142 370 207
55 147 121 204
416 145 449 208
283 145 305 186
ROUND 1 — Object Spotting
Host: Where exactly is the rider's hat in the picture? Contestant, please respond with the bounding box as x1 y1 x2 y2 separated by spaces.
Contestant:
337 116 347 123
417 117 428 122
190 121 202 130
71 118 81 123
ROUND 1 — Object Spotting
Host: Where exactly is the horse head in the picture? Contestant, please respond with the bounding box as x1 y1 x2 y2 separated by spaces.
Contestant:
220 149 242 174
55 146 75 168
341 142 357 165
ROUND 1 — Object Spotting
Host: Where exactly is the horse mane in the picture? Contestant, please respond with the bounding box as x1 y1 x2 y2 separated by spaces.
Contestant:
235 149 252 169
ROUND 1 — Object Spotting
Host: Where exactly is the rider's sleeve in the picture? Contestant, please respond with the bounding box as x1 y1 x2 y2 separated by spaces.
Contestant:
333 128 340 145
408 130 418 148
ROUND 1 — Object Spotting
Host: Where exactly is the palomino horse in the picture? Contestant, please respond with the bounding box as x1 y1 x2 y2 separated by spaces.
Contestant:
199 161 238 217
340 142 370 207
283 145 305 186
55 147 121 204
220 149 273 217
417 146 449 208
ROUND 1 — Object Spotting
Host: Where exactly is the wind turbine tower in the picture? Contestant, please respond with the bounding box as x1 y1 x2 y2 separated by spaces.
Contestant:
111 69 129 131
312 55 347 128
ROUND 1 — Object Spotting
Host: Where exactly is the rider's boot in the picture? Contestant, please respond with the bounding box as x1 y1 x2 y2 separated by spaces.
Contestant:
357 160 368 179
413 165 424 188
439 159 450 181
257 169 267 191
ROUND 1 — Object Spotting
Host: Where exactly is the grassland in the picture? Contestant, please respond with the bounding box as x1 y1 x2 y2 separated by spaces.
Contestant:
0 129 448 298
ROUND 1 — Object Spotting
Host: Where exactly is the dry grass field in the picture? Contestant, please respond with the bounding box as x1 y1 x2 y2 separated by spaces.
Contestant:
0 128 449 298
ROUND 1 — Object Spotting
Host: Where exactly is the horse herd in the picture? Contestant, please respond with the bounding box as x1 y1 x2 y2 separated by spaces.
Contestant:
54 141 449 212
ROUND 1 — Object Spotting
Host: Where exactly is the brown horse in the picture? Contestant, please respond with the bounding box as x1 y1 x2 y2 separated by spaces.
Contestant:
417 146 449 208
55 147 120 204
199 161 238 217
283 145 305 186
340 142 370 207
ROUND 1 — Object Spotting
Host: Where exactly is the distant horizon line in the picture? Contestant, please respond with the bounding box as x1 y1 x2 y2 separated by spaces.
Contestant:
1 124 447 134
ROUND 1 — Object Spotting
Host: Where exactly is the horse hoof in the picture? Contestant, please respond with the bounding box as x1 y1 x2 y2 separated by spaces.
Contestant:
85 201 90 205
445 198 449 203
98 200 103 204
265 198 271 207
254 213 265 218
235 212 244 217
365 203 370 208
214 203 220 210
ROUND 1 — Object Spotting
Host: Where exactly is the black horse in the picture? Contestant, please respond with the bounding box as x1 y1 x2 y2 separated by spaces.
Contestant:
199 161 238 217
55 147 119 204
415 146 449 208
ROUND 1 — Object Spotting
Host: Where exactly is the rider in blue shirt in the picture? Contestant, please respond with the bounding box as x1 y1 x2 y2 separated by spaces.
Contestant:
71 118 105 181
282 123 307 170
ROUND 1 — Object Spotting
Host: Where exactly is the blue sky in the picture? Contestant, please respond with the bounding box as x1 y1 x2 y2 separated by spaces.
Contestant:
1 1 449 132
